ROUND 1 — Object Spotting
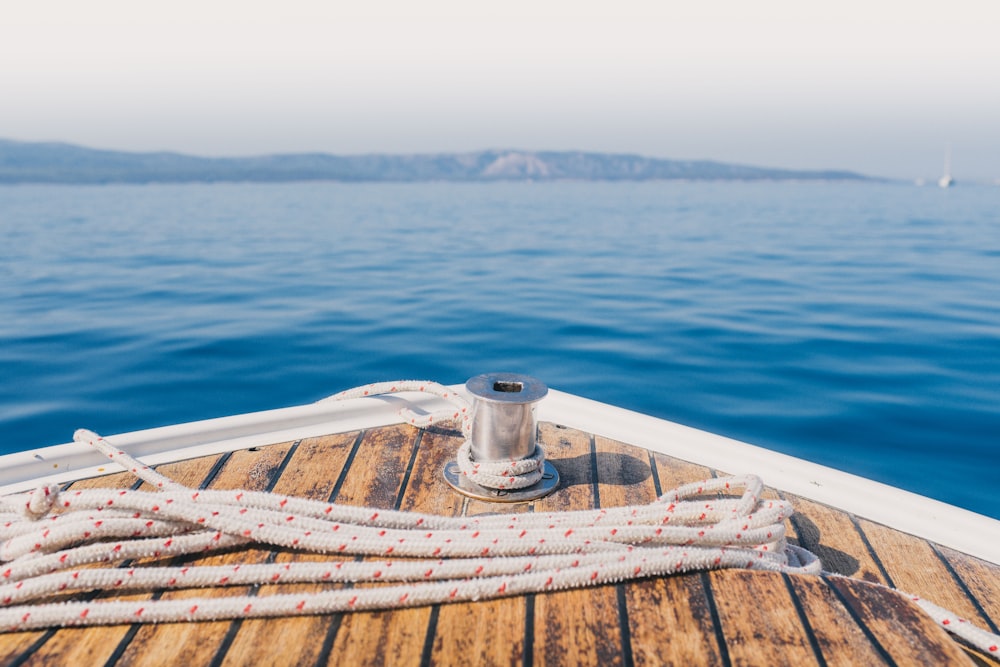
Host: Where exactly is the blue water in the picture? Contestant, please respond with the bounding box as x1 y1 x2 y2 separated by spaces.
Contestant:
1 181 998 518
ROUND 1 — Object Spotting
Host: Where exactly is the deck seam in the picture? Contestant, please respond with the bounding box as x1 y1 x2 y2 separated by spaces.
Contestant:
208 441 302 667
313 431 369 666
591 434 636 667
402 429 446 667
647 450 663 496
850 517 896 588
395 430 424 511
326 430 367 511
782 573 828 667
419 605 440 667
103 451 237 667
929 544 999 634
313 617 342 667
699 571 733 667
823 576 897 666
198 451 240 491
522 445 536 667
6 630 58 667
615 585 636 667
588 433 601 508
523 593 536 667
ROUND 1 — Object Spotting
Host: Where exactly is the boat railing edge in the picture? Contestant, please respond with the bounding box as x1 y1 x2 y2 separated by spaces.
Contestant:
0 392 446 496
539 389 1000 565
2 387 996 565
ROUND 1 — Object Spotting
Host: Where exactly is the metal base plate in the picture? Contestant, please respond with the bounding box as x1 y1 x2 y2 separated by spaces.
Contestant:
442 460 559 503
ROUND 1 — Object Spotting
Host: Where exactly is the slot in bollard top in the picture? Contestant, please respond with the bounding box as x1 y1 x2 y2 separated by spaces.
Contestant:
465 373 547 462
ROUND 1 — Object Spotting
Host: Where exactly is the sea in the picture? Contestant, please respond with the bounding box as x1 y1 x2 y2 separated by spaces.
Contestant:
1 180 997 519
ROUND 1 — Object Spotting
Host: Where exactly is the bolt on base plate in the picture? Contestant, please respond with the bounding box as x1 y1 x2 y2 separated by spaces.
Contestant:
442 460 560 503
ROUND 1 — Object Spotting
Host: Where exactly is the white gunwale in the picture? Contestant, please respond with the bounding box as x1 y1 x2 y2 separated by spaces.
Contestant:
2 386 997 565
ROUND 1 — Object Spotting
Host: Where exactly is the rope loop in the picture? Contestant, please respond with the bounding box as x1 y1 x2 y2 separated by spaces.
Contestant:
454 440 546 490
321 380 473 437
22 484 60 520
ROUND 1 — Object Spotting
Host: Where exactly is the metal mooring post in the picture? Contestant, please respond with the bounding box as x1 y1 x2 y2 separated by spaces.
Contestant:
443 373 559 502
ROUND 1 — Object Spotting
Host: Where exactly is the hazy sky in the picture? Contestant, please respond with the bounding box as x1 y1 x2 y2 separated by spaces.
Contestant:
3 1 998 180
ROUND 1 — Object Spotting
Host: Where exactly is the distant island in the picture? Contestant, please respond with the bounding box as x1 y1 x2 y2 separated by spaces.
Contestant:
0 138 878 184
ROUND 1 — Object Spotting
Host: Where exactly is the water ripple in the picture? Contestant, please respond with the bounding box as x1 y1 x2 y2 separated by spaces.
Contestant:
1 181 998 517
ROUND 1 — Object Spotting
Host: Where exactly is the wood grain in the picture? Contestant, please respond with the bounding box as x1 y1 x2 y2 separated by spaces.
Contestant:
828 576 975 665
709 569 820 666
112 442 296 667
323 424 433 666
784 573 889 667
219 431 363 667
4 422 999 666
598 435 727 666
531 424 624 667
783 494 886 582
937 545 1000 632
7 454 225 667
857 518 994 627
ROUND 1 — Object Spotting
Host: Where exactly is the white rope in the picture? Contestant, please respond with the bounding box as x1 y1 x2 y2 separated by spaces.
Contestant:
0 382 996 659
0 429 815 631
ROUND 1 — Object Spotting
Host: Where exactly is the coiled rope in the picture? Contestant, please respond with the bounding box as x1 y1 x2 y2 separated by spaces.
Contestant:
0 382 997 657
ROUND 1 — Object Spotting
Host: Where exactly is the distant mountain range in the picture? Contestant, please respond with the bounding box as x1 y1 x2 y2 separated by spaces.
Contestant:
0 138 877 184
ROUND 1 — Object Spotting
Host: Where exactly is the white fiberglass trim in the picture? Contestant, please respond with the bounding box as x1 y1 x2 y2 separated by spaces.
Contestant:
0 392 446 497
1 387 997 565
538 390 1000 566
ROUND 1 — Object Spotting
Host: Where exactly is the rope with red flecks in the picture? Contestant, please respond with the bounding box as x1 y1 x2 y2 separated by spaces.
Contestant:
1 431 816 630
0 383 996 659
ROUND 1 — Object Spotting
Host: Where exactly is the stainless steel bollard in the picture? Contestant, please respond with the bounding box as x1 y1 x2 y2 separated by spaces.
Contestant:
465 373 548 462
442 373 559 502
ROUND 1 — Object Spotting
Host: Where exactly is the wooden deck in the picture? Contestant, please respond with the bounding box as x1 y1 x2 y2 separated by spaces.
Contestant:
2 421 998 666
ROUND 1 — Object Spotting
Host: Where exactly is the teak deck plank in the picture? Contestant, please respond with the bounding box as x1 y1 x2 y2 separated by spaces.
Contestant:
597 435 720 667
857 518 996 630
220 431 363 667
532 423 625 666
938 545 1000 632
708 569 820 666
627 575 726 666
780 494 886 582
0 468 136 666
784 574 889 667
827 576 974 665
3 421 999 666
421 428 529 667
7 455 227 667
322 425 433 666
112 443 297 667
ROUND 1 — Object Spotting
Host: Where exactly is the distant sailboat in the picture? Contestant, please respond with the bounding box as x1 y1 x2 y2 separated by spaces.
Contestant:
938 143 954 188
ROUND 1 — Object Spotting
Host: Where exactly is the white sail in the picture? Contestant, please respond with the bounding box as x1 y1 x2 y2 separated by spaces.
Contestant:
938 143 954 188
